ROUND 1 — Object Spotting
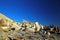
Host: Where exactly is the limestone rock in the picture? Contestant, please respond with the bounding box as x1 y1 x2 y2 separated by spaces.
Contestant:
0 13 59 40
35 22 41 32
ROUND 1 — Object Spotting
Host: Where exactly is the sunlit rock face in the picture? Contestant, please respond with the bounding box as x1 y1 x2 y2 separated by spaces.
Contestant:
22 20 44 32
0 14 22 31
0 13 59 40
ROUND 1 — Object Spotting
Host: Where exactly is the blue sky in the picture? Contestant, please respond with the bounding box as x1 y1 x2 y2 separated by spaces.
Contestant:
0 0 60 26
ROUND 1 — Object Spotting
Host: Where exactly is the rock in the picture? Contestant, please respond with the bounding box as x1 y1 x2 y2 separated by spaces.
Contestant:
0 13 59 40
35 22 41 32
26 28 35 32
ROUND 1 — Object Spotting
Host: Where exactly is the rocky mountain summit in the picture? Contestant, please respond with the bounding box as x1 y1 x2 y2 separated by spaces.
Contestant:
0 13 60 40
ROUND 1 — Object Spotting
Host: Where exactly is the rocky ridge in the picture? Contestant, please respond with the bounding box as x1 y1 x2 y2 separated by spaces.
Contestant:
0 13 60 40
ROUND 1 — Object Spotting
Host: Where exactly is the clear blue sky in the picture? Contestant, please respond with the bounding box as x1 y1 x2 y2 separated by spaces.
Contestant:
0 0 60 26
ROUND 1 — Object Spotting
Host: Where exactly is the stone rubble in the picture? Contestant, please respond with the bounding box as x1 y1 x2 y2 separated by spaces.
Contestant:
0 13 60 40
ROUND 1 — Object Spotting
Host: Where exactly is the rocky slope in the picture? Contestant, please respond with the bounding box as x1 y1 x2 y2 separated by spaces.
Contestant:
0 13 60 40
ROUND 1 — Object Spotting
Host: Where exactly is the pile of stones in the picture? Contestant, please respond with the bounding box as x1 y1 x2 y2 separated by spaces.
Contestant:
0 14 60 40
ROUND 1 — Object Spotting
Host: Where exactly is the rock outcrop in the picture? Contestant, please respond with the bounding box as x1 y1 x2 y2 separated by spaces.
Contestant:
0 13 59 40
